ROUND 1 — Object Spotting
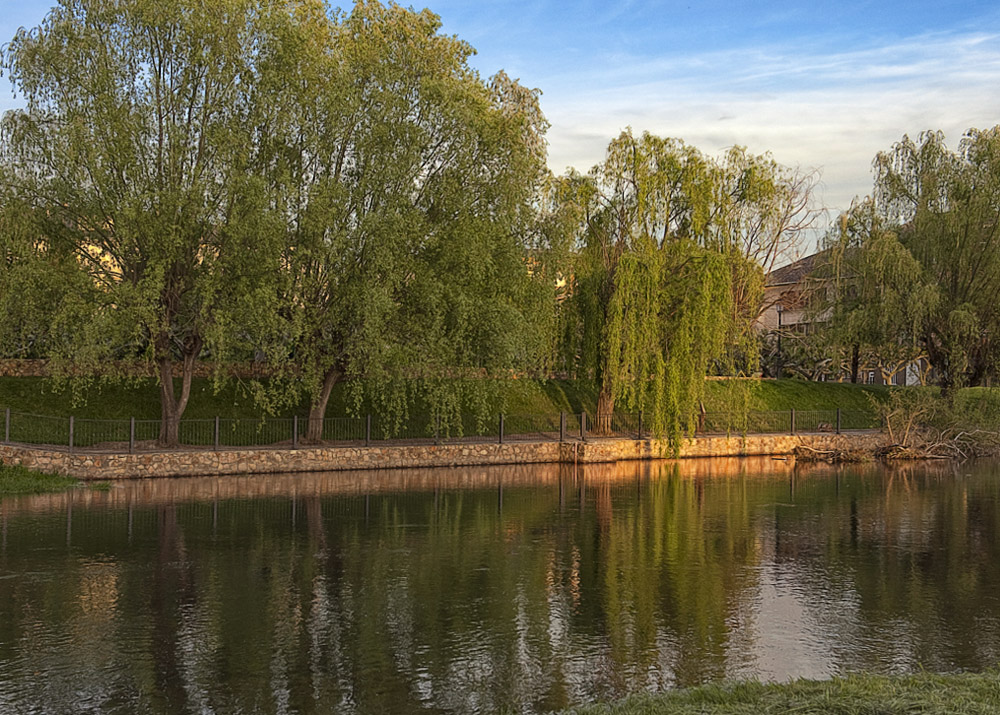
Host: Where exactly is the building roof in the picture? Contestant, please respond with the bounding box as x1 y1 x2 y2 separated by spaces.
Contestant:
765 250 828 287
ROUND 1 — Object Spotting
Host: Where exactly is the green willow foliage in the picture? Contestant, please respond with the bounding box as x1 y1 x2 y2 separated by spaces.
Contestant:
827 128 1000 389
823 200 932 384
562 131 814 442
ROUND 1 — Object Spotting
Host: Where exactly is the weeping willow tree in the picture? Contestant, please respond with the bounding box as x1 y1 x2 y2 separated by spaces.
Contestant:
563 130 816 440
822 199 934 385
873 129 1000 388
823 128 1000 390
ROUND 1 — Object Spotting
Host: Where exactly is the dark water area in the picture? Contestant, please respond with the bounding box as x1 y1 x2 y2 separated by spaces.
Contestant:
2 457 1000 714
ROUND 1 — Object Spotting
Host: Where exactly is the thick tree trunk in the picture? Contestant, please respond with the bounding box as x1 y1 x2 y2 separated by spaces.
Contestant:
306 367 341 443
968 360 986 387
157 338 201 447
850 344 860 384
595 382 616 435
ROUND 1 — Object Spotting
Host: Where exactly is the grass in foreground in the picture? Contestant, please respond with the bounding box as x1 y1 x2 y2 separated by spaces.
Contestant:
0 464 78 495
561 671 1000 714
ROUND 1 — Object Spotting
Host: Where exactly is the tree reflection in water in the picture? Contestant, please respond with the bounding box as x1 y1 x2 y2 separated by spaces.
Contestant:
0 458 998 714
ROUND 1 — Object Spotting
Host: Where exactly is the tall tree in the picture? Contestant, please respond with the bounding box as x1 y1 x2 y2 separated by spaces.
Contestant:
716 147 820 371
262 1 550 441
877 128 1000 388
828 128 1000 389
0 0 293 444
823 200 931 385
563 130 816 440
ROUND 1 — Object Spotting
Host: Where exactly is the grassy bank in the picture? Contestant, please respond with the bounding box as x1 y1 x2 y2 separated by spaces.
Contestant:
0 464 78 495
704 379 889 412
562 671 1000 714
0 376 889 420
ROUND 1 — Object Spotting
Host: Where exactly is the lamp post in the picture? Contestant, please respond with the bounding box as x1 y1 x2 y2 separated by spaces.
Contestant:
775 304 784 378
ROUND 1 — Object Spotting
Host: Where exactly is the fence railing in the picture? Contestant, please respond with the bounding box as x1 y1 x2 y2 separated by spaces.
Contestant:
699 408 877 435
0 406 880 454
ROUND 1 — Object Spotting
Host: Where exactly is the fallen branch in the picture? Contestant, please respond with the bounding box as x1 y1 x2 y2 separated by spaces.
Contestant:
793 445 872 463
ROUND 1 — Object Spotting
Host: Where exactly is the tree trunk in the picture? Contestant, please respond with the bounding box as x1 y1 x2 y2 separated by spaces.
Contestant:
850 344 860 384
157 342 200 447
595 382 615 435
306 367 341 443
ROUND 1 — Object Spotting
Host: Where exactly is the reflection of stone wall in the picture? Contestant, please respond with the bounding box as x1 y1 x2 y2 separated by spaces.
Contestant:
3 457 888 513
0 432 885 480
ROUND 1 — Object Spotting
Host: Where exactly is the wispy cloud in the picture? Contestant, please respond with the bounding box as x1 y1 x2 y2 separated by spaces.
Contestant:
541 31 1000 216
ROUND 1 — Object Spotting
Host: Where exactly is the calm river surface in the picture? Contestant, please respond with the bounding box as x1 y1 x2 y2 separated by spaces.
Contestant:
2 457 1000 713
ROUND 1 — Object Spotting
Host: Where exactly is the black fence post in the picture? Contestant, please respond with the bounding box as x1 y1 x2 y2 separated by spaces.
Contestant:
580 412 587 442
293 415 299 449
68 416 74 452
836 408 842 434
790 408 796 435
365 414 371 447
129 417 135 455
4 407 9 444
499 414 505 444
637 411 643 440
214 416 220 451
559 412 566 443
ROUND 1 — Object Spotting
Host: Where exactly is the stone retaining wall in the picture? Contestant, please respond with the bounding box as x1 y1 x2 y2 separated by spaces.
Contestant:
576 431 886 463
0 431 885 480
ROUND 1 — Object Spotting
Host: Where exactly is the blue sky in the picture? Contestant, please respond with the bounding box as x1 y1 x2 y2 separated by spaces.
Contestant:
2 0 1000 223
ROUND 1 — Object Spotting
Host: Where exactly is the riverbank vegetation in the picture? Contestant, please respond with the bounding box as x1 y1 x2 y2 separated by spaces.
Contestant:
0 0 996 449
868 386 1000 458
562 671 1000 714
799 129 1000 390
0 465 76 495
0 0 817 447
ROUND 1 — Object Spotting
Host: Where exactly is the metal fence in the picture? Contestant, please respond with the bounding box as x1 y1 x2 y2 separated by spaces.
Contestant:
699 409 877 435
0 406 880 453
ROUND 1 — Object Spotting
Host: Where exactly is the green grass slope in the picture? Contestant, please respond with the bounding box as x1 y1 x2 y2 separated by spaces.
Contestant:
0 376 891 421
703 379 890 412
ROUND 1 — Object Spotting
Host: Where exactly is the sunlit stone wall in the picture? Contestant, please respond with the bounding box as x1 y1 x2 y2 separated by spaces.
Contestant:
575 432 886 462
0 432 885 480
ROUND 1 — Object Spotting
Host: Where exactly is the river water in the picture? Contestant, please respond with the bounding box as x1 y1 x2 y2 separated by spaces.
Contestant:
1 457 999 714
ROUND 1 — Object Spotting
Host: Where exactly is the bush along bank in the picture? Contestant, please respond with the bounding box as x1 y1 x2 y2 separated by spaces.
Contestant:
866 387 1000 460
0 464 77 495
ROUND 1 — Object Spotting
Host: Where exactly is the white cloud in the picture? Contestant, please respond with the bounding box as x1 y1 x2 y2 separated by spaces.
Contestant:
541 31 1000 216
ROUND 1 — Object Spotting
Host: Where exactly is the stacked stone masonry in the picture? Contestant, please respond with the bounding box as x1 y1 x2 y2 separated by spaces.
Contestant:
0 432 885 480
